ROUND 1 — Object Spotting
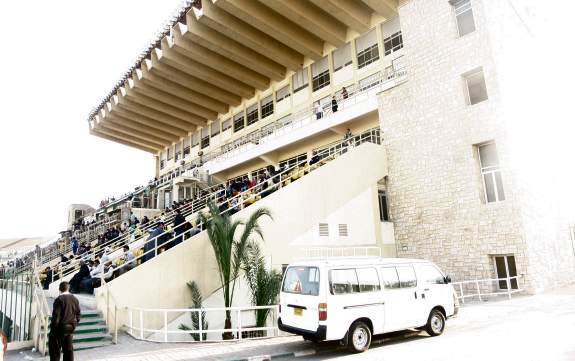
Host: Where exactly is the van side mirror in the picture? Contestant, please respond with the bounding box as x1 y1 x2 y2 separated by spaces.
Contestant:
444 275 451 284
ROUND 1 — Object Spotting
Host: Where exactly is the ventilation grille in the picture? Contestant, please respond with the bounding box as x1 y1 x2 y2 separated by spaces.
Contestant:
338 224 349 237
319 223 329 237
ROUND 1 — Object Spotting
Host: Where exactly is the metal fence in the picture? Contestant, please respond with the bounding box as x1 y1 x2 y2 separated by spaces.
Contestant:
452 276 522 303
0 272 33 342
125 305 279 343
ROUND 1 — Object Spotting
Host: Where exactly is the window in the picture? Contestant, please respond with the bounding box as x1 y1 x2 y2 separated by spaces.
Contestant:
312 56 330 92
201 127 210 149
452 0 476 36
357 268 381 292
330 269 359 294
383 31 403 56
183 137 190 157
338 224 348 237
333 43 352 72
167 147 172 160
233 113 245 132
379 267 400 289
356 29 379 69
175 143 181 161
464 68 488 105
478 143 505 203
282 266 320 296
417 264 445 285
246 104 259 126
493 255 518 290
210 120 220 137
396 266 417 288
279 153 307 170
260 95 274 119
276 85 291 103
292 67 309 93
222 118 232 132
319 223 329 237
382 17 402 56
378 190 389 221
191 131 199 147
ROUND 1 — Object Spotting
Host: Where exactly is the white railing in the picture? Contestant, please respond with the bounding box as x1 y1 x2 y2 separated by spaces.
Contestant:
32 267 50 356
302 247 382 259
56 128 382 281
125 305 279 343
452 276 523 303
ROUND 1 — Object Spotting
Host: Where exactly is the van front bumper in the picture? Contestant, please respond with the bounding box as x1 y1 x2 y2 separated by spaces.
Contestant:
278 318 326 341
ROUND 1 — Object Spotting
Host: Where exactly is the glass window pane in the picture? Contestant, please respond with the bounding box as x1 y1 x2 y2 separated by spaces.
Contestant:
357 268 380 292
333 43 352 71
417 265 445 284
330 269 359 294
276 85 291 102
495 171 505 201
484 173 496 202
380 267 400 289
479 143 499 168
282 266 320 296
457 9 476 36
467 70 488 104
495 256 508 289
396 266 417 288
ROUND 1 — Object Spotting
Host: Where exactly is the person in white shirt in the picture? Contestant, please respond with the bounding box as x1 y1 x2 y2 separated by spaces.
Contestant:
314 101 323 120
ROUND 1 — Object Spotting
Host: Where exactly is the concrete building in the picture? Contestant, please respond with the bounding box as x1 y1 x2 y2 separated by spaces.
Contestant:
80 0 574 320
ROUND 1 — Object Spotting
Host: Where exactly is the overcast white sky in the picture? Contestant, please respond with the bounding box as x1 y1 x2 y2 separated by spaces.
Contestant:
0 0 183 238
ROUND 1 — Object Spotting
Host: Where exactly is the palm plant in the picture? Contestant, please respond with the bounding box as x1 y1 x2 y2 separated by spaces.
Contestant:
242 242 282 333
198 201 272 339
179 281 208 341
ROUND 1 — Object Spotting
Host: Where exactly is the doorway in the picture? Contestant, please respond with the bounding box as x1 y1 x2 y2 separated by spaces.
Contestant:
493 255 518 290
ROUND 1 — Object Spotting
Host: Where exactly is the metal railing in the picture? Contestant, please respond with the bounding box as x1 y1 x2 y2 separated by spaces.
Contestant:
125 305 279 343
303 247 382 259
31 268 50 356
452 276 523 303
57 128 382 283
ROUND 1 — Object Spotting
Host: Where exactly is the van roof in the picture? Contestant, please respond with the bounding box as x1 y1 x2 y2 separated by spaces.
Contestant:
288 257 430 268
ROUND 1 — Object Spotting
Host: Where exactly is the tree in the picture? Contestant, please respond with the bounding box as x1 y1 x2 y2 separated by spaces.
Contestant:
179 281 208 341
242 242 282 335
198 201 272 339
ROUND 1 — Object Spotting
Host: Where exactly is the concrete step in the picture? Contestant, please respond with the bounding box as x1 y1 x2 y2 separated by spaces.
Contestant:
74 324 108 334
72 332 113 343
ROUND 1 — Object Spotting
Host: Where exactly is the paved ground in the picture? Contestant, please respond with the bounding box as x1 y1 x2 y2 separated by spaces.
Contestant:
9 285 575 361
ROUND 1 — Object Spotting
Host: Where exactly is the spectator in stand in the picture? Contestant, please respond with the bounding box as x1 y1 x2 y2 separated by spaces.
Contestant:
69 261 90 293
71 237 79 255
43 266 53 289
141 216 150 226
118 245 135 275
171 209 187 248
143 222 165 263
331 95 338 113
342 86 349 99
314 101 323 120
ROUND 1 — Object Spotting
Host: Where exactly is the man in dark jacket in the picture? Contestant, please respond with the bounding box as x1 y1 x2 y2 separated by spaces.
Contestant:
143 222 165 263
49 281 81 361
171 209 187 248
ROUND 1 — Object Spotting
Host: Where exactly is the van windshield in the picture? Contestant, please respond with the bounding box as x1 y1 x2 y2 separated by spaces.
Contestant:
282 266 320 296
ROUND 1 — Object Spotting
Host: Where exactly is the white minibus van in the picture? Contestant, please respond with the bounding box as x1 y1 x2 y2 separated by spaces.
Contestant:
278 258 458 352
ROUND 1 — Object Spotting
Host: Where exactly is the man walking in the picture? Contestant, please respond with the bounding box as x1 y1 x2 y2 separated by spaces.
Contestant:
49 281 81 361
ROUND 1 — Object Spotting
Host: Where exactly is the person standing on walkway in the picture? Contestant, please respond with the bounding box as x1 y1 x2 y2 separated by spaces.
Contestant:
49 281 80 361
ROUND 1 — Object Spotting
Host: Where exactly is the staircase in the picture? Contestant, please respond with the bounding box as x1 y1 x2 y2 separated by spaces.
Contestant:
46 309 113 351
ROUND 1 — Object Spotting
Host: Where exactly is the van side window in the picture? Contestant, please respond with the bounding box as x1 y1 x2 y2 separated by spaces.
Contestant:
330 269 359 294
357 268 381 292
396 266 417 288
379 267 400 289
418 264 445 284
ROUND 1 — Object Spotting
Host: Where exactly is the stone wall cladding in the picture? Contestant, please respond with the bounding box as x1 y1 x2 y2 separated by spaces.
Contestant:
378 0 529 287
379 0 575 292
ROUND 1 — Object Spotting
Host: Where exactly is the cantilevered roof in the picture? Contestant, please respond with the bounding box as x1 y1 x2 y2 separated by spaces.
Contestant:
89 0 398 153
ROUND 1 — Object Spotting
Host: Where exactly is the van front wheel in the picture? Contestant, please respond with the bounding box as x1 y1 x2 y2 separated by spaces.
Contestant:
347 321 371 352
425 309 445 336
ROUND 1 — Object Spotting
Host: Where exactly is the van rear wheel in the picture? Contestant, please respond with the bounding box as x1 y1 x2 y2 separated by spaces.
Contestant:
347 321 371 353
425 309 445 336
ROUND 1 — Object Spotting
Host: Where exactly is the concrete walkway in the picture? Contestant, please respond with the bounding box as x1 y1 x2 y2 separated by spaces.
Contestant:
8 285 575 361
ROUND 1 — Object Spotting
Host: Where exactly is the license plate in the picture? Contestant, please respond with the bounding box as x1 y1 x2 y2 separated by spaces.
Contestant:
294 308 303 316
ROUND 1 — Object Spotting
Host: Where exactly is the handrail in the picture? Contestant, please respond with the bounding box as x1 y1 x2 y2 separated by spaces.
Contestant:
125 304 279 342
78 128 381 280
32 264 50 356
451 276 523 303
